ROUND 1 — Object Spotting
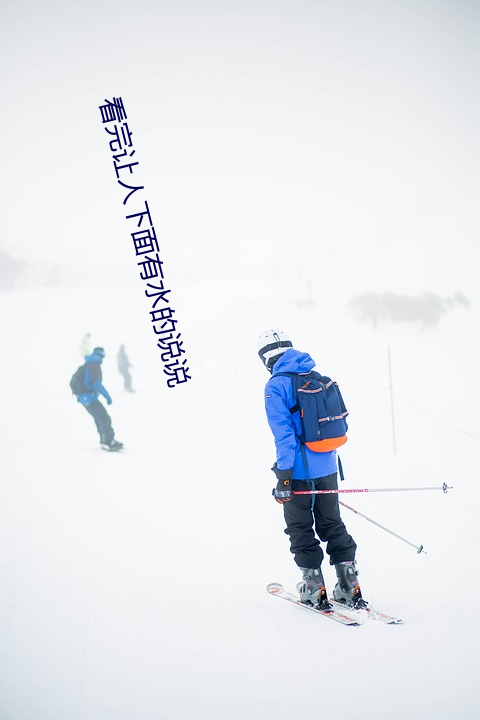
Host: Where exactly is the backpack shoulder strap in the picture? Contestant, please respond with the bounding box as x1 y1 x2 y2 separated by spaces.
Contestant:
272 371 303 414
83 363 91 388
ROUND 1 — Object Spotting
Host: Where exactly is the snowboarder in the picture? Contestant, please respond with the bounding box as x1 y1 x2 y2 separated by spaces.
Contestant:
74 346 123 451
117 344 134 392
258 328 366 610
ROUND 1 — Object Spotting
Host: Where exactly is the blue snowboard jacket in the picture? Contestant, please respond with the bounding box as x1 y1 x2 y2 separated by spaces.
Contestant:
264 348 338 480
77 351 112 407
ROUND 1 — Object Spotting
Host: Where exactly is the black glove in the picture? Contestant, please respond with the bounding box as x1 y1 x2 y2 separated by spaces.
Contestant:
271 463 293 481
273 478 293 504
271 464 293 504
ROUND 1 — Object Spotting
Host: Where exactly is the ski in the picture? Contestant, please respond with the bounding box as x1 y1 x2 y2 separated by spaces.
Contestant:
267 583 361 626
328 598 403 625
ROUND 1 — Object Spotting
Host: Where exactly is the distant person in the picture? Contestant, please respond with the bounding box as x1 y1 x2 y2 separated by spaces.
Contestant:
70 346 123 452
80 332 91 358
117 344 134 392
257 328 366 610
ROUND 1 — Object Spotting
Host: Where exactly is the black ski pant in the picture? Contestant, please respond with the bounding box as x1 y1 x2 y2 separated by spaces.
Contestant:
283 473 356 570
83 400 114 445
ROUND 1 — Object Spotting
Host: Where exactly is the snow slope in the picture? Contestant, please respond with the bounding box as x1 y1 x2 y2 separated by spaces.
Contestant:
2 0 479 716
0 280 478 720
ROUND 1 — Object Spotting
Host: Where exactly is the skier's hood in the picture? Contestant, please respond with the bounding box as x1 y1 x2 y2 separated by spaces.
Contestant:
85 351 104 364
271 348 315 375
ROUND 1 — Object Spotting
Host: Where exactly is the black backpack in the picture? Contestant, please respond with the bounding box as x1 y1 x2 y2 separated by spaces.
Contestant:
70 364 88 395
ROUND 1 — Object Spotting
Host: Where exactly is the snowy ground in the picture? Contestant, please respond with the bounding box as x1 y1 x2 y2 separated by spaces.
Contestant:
1 281 478 720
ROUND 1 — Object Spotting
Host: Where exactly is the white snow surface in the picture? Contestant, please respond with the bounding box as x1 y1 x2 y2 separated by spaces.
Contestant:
1 283 478 720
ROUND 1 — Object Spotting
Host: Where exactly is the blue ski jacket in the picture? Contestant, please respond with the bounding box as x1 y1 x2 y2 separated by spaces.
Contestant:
77 351 112 407
264 348 337 480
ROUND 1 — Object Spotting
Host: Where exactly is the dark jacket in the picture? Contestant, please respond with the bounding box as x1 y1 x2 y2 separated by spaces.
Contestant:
77 351 112 407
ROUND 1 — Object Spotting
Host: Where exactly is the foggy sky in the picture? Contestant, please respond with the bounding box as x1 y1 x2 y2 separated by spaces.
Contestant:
1 0 479 296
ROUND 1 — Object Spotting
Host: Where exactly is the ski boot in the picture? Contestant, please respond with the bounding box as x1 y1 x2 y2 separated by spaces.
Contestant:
297 568 332 611
101 439 124 452
333 561 368 609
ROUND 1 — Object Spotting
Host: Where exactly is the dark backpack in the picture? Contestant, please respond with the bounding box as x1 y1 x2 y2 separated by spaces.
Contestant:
275 371 348 452
70 364 88 395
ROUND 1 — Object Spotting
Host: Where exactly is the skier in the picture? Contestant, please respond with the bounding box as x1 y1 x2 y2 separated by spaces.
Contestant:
117 344 134 392
80 332 91 358
258 329 366 610
75 346 123 451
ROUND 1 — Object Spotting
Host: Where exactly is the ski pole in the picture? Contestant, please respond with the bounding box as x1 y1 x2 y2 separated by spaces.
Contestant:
338 499 427 554
292 482 452 496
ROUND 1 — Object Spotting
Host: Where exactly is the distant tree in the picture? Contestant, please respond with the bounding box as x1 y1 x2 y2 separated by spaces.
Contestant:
447 291 469 309
348 291 469 330
0 248 27 291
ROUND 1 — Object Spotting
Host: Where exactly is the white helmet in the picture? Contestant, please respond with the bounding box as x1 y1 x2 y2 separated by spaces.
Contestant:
257 328 293 370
